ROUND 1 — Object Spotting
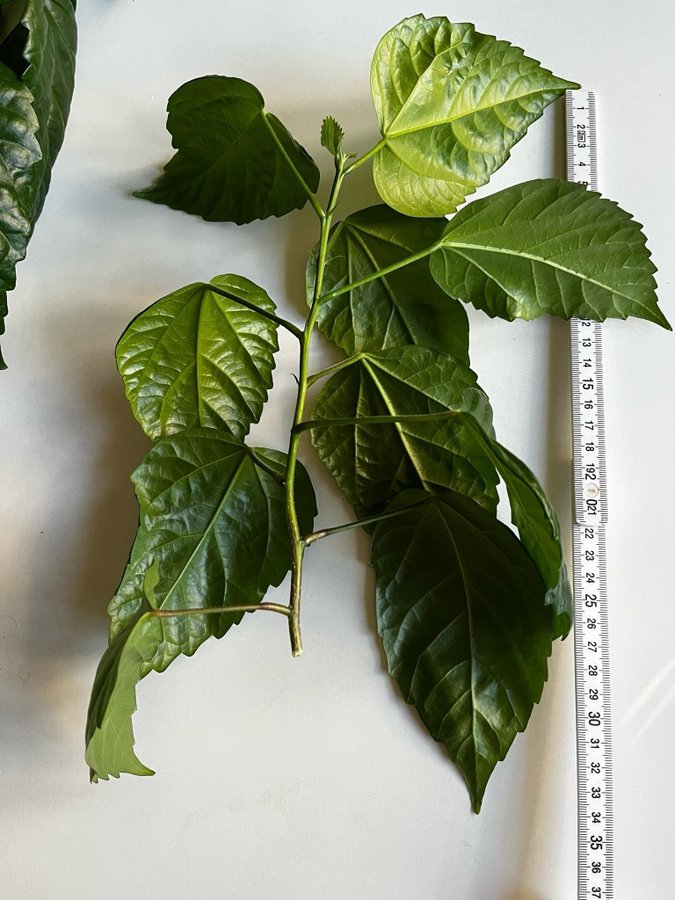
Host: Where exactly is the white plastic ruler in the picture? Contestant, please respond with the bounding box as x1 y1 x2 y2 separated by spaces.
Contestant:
566 90 614 900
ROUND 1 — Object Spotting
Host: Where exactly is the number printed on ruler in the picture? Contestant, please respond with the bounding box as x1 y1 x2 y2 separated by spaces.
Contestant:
571 318 607 524
574 524 613 898
567 89 613 900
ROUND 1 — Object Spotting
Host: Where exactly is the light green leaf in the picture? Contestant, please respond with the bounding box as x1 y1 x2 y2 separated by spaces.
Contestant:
310 346 498 518
309 205 469 360
85 615 159 782
0 0 77 366
371 489 553 812
135 76 320 225
431 179 670 328
86 429 317 781
320 115 344 158
370 14 576 217
116 275 279 441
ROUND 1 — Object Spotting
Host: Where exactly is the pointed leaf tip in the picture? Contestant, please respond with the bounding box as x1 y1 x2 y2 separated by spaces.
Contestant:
371 490 553 810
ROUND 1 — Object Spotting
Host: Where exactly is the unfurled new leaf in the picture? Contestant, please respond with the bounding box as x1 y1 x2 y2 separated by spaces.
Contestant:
309 205 469 360
431 179 670 328
135 76 320 225
371 490 553 812
320 115 344 158
116 275 279 441
0 0 77 366
86 429 317 781
370 14 576 217
310 347 499 518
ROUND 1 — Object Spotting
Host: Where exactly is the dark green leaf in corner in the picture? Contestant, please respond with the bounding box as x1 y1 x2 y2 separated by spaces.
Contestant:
309 204 469 361
310 346 499 518
431 179 670 328
0 0 77 366
116 275 279 441
135 76 320 225
370 14 577 217
86 429 317 781
371 490 553 812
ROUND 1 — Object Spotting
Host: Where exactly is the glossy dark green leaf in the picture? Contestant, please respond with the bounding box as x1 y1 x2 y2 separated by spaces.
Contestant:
460 418 572 636
431 179 670 328
135 76 320 225
371 489 553 812
370 15 576 217
310 346 498 518
309 205 469 360
0 0 77 366
116 275 279 441
86 429 316 781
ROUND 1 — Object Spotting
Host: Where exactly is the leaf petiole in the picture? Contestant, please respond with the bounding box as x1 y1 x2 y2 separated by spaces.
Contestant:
261 112 325 219
303 496 431 546
206 283 304 340
151 602 291 618
343 137 387 175
294 409 461 435
318 240 443 305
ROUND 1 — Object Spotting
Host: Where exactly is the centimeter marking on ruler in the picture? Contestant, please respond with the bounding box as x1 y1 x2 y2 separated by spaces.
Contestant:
566 90 614 900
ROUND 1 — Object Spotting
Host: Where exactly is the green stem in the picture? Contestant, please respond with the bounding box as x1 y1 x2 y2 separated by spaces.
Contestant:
152 602 291 618
246 447 286 485
307 352 365 386
207 284 303 341
262 112 325 219
303 496 431 546
294 409 461 435
318 240 442 306
283 159 347 656
343 137 387 175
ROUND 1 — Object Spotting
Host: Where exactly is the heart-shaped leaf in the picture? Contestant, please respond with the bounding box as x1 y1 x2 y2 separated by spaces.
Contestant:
309 204 469 360
0 0 77 366
87 429 317 781
431 178 670 328
135 76 320 225
370 15 576 217
371 489 553 812
310 346 498 518
116 275 279 441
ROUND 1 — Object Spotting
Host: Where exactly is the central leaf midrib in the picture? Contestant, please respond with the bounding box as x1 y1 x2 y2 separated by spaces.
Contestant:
362 359 430 489
443 239 644 307
436 503 480 777
156 452 250 612
386 85 560 140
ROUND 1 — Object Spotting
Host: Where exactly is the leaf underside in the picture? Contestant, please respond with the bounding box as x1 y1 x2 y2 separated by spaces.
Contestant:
135 75 320 225
431 178 669 328
371 490 553 812
116 275 279 441
0 0 77 366
85 429 317 781
370 14 577 216
310 204 469 361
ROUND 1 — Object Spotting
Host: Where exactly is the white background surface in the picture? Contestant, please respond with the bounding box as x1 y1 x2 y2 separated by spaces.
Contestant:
1 2 673 898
